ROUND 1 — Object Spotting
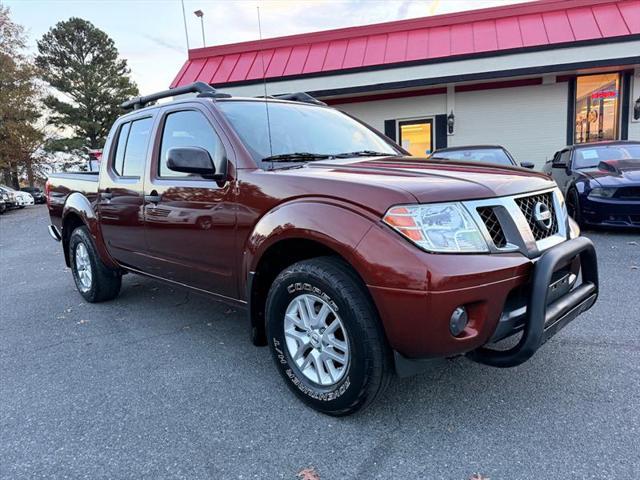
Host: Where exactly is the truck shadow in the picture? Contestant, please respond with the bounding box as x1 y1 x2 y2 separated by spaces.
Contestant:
113 272 585 426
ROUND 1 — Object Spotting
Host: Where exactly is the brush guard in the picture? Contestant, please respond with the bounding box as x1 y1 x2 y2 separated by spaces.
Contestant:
468 236 598 368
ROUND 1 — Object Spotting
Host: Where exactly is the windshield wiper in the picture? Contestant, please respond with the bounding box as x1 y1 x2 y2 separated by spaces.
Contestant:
331 150 395 158
262 152 331 162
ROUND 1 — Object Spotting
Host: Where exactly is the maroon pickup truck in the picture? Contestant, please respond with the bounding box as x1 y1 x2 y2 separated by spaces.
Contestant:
46 82 598 415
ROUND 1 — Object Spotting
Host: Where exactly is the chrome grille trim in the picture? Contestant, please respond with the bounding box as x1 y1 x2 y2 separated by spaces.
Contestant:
477 206 507 248
515 192 558 240
462 187 569 258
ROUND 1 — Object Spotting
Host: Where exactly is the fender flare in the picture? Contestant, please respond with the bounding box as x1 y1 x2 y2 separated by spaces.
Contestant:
62 193 118 269
242 199 378 286
242 200 381 345
572 179 587 195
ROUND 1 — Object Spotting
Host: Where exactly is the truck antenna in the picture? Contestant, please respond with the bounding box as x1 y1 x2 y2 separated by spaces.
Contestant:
257 5 274 169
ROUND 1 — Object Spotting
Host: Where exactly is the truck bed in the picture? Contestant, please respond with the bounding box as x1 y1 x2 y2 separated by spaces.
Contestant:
46 172 100 227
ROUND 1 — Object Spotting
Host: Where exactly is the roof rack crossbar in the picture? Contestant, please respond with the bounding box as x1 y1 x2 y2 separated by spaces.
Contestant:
121 81 219 111
259 92 326 106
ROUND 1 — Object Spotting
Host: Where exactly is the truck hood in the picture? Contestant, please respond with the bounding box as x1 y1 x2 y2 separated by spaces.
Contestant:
286 156 555 205
580 159 640 188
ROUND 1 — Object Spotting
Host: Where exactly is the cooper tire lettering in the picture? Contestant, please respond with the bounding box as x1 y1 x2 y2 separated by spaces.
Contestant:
267 258 391 415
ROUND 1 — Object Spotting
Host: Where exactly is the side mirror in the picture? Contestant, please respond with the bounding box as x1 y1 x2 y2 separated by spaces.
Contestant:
167 147 225 179
520 161 535 169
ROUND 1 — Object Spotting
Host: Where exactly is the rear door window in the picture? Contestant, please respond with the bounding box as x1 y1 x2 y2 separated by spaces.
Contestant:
113 123 131 175
112 117 153 177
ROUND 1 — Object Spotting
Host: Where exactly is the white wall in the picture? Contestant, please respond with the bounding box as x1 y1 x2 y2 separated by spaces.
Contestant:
450 82 568 168
334 94 446 133
333 83 567 169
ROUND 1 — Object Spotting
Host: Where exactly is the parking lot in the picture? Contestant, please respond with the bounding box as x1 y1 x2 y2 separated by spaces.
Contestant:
1 205 639 479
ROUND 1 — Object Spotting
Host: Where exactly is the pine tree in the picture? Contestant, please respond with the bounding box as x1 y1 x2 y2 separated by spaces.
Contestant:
36 17 139 150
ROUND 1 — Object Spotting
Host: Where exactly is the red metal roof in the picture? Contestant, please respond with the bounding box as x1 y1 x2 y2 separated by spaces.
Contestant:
171 0 640 88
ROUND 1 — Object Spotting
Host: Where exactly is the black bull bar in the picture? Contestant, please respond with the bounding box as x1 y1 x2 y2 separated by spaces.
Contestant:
468 236 599 368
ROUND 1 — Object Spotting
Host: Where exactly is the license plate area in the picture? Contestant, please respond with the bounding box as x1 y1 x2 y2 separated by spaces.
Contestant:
547 271 574 306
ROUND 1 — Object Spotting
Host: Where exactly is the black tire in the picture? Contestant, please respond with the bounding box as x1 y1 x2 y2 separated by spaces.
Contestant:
566 188 583 227
266 257 391 416
69 226 122 302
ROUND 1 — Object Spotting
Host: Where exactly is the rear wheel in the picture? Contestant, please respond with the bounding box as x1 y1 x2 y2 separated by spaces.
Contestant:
69 226 121 302
266 257 391 416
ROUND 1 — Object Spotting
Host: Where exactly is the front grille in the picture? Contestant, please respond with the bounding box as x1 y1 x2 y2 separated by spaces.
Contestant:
615 187 640 200
515 192 558 241
477 207 507 248
147 207 171 217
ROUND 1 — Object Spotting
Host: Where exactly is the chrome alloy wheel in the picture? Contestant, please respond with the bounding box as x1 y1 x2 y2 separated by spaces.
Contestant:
283 294 350 386
74 243 93 292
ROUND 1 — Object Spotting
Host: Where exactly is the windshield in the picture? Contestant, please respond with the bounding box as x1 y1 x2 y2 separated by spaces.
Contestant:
217 100 398 166
431 148 514 166
574 144 640 169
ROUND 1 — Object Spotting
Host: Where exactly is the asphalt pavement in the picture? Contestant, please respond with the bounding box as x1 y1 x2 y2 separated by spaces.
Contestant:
1 205 639 479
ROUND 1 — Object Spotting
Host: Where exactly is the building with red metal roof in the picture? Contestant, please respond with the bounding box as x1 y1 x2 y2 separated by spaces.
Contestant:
172 0 640 167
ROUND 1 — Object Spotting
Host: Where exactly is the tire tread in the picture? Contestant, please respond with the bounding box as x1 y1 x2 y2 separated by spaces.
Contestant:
69 226 121 302
268 256 392 416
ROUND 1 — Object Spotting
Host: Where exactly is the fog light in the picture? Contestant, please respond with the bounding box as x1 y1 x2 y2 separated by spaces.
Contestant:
449 306 469 336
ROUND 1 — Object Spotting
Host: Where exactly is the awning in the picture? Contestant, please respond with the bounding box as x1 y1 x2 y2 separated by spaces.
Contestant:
171 0 640 89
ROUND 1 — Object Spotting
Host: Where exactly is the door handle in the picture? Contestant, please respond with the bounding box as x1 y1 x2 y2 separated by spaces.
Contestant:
145 190 161 204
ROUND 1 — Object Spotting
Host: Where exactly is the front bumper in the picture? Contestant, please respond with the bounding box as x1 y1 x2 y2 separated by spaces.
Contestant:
467 236 597 368
582 196 640 228
366 236 597 373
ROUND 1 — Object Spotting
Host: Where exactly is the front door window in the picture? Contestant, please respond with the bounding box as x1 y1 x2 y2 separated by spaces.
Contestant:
398 119 433 157
574 73 621 144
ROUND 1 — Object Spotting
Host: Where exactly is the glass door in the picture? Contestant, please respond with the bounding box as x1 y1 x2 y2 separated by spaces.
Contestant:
574 73 621 144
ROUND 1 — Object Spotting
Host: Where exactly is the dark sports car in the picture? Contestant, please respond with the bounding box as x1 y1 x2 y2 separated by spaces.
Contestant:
543 141 640 228
430 144 535 169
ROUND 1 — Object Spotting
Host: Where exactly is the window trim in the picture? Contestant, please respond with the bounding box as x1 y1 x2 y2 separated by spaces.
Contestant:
109 115 154 179
397 118 434 156
155 107 227 182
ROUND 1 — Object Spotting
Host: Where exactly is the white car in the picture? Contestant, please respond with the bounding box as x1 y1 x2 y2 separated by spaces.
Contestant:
0 185 34 208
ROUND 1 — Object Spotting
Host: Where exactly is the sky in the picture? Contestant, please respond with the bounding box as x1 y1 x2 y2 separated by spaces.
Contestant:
6 0 530 94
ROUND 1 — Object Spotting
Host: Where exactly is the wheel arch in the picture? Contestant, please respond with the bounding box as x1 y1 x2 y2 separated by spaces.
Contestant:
248 237 377 347
243 201 378 346
61 193 118 269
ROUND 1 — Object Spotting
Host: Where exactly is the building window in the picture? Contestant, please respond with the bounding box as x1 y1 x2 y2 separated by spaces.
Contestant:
398 119 433 156
574 73 621 144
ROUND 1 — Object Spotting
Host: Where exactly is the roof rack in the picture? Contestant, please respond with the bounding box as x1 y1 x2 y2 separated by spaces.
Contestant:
260 92 327 106
120 81 231 111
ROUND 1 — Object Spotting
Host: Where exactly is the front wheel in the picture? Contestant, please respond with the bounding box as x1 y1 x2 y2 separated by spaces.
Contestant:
69 226 122 302
566 189 583 227
266 257 391 416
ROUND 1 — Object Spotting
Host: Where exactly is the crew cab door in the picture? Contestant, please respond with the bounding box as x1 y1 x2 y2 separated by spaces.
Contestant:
142 104 238 298
98 114 155 269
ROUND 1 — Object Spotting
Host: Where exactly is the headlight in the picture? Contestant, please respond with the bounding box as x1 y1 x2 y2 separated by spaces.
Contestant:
588 187 616 199
383 203 489 253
